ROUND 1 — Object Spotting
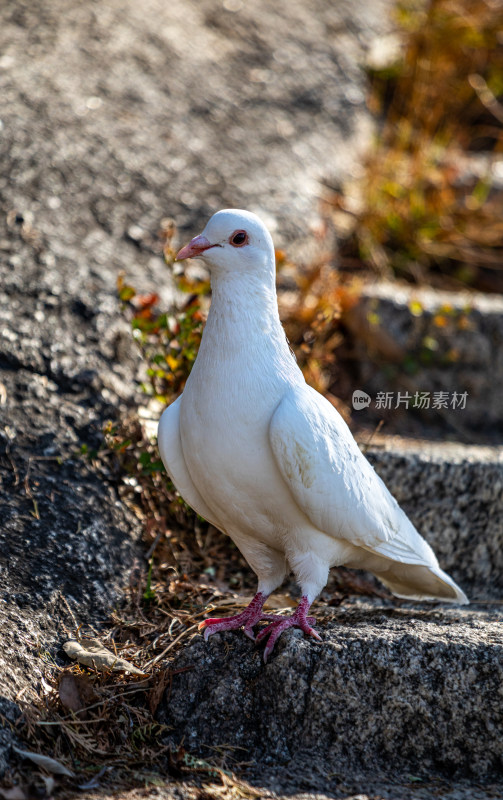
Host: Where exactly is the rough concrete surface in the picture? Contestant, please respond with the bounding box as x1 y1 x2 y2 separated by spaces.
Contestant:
160 601 503 792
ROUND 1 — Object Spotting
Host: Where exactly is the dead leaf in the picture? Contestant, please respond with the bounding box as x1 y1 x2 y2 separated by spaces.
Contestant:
58 671 97 712
264 593 297 610
147 669 173 715
63 638 147 675
12 746 74 777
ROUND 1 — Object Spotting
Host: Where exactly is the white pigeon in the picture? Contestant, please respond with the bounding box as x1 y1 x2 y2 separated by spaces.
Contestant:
158 209 468 661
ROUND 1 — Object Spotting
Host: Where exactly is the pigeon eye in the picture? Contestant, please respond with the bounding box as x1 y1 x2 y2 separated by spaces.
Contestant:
230 230 248 247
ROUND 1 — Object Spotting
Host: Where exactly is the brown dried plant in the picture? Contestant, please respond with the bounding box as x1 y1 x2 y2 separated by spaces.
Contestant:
334 0 503 291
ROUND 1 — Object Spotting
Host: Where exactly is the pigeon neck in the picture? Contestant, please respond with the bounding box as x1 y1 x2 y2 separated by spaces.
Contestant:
207 270 283 340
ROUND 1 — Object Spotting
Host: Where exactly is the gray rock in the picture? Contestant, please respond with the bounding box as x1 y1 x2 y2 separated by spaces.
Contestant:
159 601 503 788
0 699 20 780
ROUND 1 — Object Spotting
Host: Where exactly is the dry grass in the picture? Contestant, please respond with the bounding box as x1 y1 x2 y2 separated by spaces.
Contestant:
6 528 272 797
332 0 503 291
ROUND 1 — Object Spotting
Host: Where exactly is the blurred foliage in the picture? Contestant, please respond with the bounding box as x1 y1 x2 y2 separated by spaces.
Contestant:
118 219 209 405
275 249 359 398
334 0 503 292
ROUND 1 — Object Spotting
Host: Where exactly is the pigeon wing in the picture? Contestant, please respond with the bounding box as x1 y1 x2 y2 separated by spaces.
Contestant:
269 384 466 604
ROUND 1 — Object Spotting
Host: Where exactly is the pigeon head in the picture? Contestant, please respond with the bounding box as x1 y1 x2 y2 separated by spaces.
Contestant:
176 209 275 277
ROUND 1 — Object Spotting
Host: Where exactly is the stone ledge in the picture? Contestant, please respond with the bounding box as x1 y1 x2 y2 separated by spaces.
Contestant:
159 601 503 784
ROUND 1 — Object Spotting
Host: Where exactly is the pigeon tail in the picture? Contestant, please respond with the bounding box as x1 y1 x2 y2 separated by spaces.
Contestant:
377 562 469 604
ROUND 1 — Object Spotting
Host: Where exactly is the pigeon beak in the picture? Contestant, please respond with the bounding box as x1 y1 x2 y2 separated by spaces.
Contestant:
175 234 214 261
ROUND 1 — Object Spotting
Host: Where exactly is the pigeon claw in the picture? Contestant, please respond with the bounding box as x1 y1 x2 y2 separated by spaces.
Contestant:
199 614 248 641
198 593 321 661
198 591 269 642
256 596 320 663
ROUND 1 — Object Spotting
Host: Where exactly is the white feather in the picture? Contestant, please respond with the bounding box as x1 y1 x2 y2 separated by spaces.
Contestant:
158 395 220 528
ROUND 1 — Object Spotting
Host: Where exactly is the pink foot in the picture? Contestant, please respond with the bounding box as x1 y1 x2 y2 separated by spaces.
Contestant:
255 596 321 662
198 591 271 641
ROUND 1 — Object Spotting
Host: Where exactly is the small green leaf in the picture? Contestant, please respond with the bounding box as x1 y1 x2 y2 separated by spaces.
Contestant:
143 559 156 603
119 285 136 302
